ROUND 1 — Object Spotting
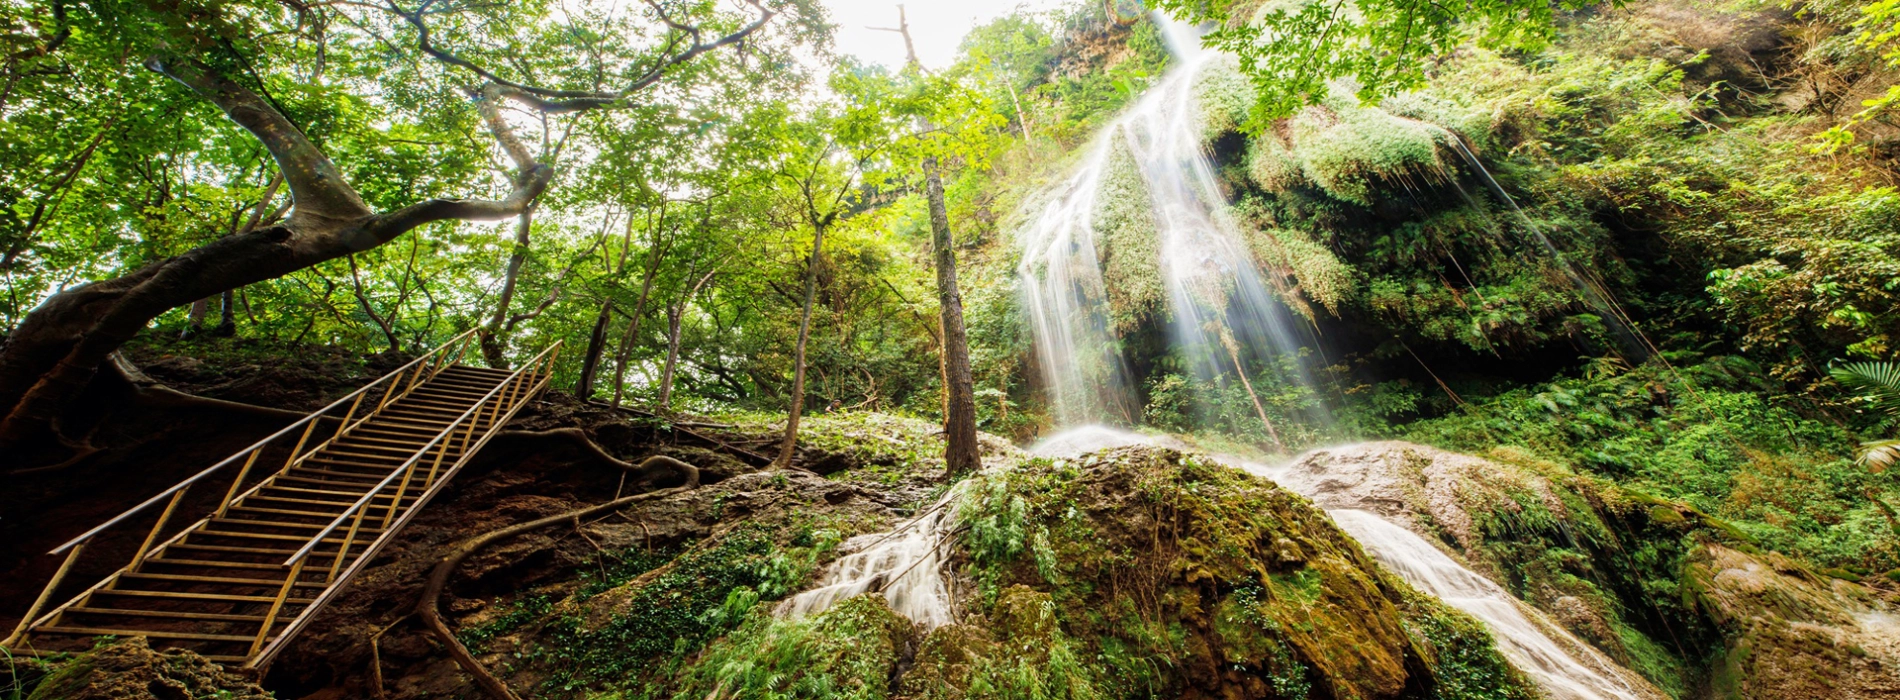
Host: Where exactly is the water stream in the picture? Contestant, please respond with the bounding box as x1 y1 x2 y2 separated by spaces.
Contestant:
1029 426 1643 700
1017 16 1322 437
778 485 963 630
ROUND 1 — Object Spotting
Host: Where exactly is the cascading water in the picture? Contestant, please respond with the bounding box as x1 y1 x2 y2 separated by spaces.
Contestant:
1327 511 1641 700
1017 16 1322 437
1030 426 1646 700
1133 19 1325 446
778 485 963 630
1018 140 1137 425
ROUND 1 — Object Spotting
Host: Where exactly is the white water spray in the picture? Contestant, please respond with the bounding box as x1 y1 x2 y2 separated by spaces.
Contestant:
1017 16 1322 434
1328 511 1640 700
1017 138 1136 425
1029 426 1644 700
778 486 962 629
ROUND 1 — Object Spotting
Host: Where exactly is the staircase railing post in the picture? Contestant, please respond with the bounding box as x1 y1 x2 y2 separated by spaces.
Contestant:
379 459 424 530
250 556 307 658
332 392 367 440
420 431 455 492
2 540 87 649
214 449 263 518
127 486 190 571
282 415 324 470
326 492 378 583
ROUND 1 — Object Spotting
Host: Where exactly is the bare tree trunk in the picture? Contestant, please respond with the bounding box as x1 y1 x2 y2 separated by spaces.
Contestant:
612 208 669 407
924 157 980 475
776 222 826 468
657 268 716 413
214 289 236 336
482 206 535 368
183 298 209 339
574 300 614 398
876 8 980 475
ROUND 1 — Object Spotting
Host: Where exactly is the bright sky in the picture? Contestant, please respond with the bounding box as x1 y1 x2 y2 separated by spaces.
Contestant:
821 0 1071 70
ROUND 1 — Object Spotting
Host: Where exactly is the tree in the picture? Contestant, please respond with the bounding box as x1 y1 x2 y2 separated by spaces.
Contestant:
870 6 981 474
1150 0 1597 127
0 0 821 457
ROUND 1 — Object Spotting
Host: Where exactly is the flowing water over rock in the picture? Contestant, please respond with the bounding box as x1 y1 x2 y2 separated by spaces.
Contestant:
1328 510 1642 700
1017 16 1320 436
1029 425 1648 700
777 485 963 630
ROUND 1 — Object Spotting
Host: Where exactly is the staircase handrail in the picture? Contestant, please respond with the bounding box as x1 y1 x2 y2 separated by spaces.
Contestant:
248 340 562 667
41 328 483 557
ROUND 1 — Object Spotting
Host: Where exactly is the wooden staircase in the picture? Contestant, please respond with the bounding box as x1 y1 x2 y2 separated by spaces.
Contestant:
2 330 561 669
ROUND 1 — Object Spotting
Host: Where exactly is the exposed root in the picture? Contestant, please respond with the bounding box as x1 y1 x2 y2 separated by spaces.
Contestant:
413 459 701 700
496 427 699 488
111 352 311 421
368 612 415 700
583 400 774 466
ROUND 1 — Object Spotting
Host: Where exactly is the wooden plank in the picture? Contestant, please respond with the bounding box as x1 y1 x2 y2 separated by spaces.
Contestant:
36 626 257 643
142 557 297 571
61 607 269 623
86 589 316 604
119 572 323 588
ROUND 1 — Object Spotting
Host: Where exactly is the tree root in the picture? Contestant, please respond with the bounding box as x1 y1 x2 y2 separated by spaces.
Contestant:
495 427 700 488
413 458 700 700
583 400 774 466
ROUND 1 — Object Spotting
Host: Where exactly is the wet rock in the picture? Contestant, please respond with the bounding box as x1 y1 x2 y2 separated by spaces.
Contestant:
1688 544 1900 699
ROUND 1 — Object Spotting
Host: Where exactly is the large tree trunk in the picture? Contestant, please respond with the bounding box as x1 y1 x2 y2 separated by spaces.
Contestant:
0 61 552 453
482 207 536 368
574 300 614 399
924 158 980 475
775 223 826 468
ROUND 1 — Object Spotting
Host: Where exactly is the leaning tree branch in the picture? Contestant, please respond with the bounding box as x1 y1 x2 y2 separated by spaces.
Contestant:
145 55 370 222
415 465 698 700
396 0 776 115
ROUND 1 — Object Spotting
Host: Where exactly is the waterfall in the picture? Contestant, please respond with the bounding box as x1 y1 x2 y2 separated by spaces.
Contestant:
1017 15 1322 437
1132 20 1324 446
1029 426 1646 700
1018 137 1136 425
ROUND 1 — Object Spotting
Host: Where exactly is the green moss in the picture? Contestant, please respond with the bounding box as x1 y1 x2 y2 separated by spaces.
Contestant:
1286 93 1456 206
1094 138 1164 335
1193 56 1255 140
529 523 839 696
948 449 1541 699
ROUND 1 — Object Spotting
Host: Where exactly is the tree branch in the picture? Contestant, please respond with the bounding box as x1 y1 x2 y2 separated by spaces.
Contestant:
145 54 371 222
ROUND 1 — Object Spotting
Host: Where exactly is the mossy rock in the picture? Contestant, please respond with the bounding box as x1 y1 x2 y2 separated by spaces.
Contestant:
940 446 1539 699
26 636 272 700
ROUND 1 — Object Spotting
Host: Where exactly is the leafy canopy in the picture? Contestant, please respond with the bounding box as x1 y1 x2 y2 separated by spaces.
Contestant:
1150 0 1603 128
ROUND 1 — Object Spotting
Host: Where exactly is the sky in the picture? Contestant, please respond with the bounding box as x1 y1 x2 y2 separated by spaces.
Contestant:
820 0 1070 70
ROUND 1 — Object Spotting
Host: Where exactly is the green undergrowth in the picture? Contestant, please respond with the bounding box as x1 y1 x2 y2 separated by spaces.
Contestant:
515 519 845 698
1403 354 1900 576
719 411 948 484
671 595 913 700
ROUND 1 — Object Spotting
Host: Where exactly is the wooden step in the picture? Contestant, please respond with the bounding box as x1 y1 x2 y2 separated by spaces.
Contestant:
86 589 317 604
143 556 301 571
35 626 257 643
60 607 270 623
120 572 324 589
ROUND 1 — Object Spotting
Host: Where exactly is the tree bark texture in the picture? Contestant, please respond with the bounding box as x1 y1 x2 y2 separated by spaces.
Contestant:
574 300 614 399
925 158 979 475
775 222 826 468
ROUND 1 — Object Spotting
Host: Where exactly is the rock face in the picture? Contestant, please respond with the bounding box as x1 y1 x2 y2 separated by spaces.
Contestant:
24 637 271 700
1278 441 1900 700
1689 545 1900 700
